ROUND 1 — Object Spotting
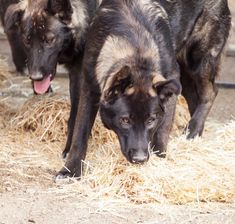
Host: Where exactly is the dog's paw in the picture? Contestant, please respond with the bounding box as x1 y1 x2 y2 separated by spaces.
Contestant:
54 171 75 184
155 151 166 158
56 168 71 179
187 131 199 139
55 161 82 183
186 119 203 139
152 144 167 158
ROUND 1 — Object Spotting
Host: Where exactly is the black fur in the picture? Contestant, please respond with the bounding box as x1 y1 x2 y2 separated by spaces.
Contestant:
0 0 27 74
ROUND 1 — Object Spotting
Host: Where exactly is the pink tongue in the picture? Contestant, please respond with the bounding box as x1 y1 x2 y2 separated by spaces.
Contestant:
33 76 51 95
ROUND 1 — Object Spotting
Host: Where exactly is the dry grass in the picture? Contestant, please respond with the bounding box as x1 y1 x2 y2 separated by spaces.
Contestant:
0 95 234 205
10 94 70 142
0 102 16 129
0 58 11 85
53 120 235 205
10 95 189 142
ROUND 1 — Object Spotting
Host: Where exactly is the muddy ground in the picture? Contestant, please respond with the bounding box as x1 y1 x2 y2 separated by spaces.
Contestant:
0 1 235 224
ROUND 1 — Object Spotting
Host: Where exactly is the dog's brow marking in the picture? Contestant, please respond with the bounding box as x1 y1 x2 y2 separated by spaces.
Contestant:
125 87 135 95
148 88 157 97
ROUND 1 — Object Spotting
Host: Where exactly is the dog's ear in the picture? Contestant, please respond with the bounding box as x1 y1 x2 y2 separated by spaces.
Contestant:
154 79 181 104
103 66 132 104
47 0 73 23
4 3 24 31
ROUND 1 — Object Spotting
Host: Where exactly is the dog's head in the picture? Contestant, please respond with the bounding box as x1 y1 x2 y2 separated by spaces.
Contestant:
4 0 75 94
100 66 181 164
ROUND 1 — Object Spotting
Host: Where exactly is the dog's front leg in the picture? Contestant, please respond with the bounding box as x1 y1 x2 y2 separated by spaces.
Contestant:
57 77 100 179
62 65 82 160
151 95 177 158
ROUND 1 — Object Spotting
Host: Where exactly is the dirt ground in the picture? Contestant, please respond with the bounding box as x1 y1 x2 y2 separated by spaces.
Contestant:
0 1 235 224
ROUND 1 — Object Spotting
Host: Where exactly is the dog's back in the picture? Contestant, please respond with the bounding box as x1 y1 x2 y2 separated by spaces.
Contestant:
94 0 204 84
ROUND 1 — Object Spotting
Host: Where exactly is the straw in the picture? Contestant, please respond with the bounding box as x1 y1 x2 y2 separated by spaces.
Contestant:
0 95 234 205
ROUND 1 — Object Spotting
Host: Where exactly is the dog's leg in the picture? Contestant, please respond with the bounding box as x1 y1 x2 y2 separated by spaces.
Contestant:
57 75 100 178
151 95 177 157
62 65 81 159
180 65 218 139
180 3 230 139
185 73 218 139
180 70 199 117
180 49 220 139
7 31 26 74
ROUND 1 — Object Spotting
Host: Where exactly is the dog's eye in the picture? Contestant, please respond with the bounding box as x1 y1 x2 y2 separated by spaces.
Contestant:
46 37 56 44
146 116 157 126
120 117 131 126
23 35 31 47
45 34 56 45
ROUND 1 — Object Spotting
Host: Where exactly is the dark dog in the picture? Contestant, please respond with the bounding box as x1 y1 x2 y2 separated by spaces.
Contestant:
3 0 100 156
56 0 231 178
0 0 27 74
4 0 99 94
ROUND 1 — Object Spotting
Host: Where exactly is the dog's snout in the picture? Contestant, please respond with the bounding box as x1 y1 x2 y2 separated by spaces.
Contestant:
128 148 149 164
30 72 43 81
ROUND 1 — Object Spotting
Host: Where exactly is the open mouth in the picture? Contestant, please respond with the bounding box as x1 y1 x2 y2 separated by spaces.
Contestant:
33 74 52 95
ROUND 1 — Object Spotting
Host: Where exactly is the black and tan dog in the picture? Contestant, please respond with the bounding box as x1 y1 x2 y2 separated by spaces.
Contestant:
56 0 231 178
3 0 100 93
2 0 100 156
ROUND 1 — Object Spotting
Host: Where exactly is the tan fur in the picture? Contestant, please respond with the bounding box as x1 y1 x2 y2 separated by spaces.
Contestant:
125 86 135 95
100 7 115 13
96 35 135 88
120 3 161 63
148 88 157 97
152 74 166 84
97 35 162 94
70 1 88 44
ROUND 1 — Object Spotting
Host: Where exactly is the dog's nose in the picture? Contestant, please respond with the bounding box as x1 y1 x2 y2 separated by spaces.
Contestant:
129 148 149 164
30 72 43 81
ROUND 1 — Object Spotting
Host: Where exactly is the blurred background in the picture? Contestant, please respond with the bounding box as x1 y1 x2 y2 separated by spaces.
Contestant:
0 0 234 122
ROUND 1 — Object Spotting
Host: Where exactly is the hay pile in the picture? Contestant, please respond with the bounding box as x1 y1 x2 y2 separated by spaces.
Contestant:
0 95 234 205
10 95 70 142
53 120 235 205
173 96 190 136
0 103 16 129
10 95 189 142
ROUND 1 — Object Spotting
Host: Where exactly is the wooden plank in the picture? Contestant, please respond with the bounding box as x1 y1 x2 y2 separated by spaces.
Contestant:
216 81 235 89
226 44 235 57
